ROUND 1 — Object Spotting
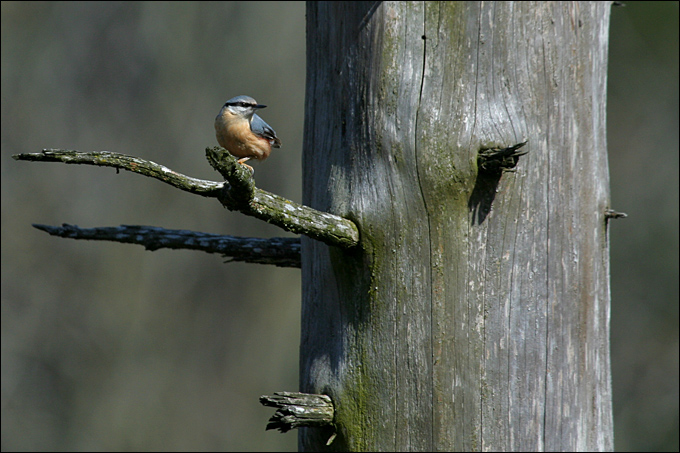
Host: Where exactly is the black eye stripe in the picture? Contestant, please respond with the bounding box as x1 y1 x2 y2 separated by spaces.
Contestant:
226 101 253 108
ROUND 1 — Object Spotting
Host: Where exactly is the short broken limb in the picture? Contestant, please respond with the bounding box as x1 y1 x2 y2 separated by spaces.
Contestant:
604 209 628 220
469 141 529 225
259 392 334 433
477 140 528 173
12 149 360 249
33 224 301 268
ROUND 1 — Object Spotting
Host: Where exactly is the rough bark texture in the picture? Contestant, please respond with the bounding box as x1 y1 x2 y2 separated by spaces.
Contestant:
301 2 613 451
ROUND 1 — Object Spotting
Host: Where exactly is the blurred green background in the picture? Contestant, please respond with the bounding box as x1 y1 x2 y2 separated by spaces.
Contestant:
1 2 677 451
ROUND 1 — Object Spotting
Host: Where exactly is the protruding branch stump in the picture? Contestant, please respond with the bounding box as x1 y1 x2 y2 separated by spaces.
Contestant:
259 392 334 433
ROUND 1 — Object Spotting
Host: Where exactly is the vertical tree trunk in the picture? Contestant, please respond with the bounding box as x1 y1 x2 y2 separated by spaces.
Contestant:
301 2 613 451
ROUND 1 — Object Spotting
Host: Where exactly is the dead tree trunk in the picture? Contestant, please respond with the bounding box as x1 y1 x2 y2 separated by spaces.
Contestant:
301 2 614 451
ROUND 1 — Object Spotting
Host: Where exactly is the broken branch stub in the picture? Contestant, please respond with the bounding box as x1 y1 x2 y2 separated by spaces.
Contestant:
259 392 334 433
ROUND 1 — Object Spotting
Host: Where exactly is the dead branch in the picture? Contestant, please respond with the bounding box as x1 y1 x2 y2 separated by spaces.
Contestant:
33 223 301 268
13 148 360 249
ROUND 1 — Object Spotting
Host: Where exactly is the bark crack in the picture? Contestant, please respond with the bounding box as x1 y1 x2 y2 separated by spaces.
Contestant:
415 5 437 449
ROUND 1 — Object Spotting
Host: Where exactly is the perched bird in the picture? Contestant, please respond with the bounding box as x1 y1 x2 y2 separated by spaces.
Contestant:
214 95 281 171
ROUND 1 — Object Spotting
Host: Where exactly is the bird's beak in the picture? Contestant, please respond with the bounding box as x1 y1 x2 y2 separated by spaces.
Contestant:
255 104 267 109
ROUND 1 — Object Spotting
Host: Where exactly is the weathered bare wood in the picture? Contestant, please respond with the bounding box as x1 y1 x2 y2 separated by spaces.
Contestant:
259 392 334 434
13 149 221 194
301 2 613 451
13 148 360 249
32 224 301 268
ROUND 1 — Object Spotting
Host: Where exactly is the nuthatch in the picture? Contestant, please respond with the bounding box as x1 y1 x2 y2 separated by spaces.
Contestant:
215 95 281 170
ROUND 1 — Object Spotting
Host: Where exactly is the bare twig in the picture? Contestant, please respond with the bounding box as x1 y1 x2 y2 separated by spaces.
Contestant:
33 224 301 268
12 149 221 195
13 148 360 249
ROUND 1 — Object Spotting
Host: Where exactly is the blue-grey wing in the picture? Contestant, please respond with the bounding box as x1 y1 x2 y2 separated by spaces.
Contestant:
251 114 281 147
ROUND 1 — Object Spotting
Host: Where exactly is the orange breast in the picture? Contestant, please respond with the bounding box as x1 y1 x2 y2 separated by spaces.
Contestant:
215 116 271 160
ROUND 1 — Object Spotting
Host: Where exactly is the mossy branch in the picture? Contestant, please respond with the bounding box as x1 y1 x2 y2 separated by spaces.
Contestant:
12 148 360 249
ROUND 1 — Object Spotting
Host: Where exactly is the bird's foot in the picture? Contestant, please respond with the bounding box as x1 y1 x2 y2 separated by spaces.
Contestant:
237 157 254 174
